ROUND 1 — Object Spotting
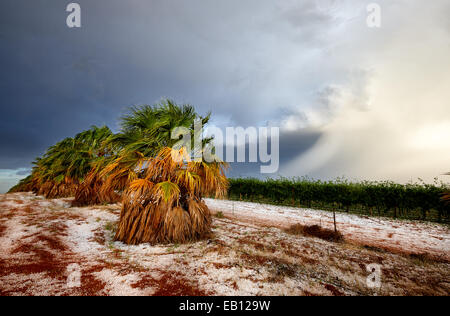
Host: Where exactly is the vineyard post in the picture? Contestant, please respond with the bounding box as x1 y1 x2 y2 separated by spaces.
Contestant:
333 210 337 233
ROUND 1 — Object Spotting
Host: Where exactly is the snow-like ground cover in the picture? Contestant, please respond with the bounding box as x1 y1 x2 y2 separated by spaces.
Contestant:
205 199 450 262
0 193 449 296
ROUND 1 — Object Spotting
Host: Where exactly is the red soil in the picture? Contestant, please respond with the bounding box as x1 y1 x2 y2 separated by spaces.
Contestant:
131 269 212 296
0 224 6 238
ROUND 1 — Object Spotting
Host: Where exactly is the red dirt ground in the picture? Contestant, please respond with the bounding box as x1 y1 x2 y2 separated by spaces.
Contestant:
1 193 449 296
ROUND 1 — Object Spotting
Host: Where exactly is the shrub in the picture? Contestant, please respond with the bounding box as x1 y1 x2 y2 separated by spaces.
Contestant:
284 224 344 242
228 178 450 222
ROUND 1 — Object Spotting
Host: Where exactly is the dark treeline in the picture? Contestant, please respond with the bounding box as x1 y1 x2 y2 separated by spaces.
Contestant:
228 178 450 223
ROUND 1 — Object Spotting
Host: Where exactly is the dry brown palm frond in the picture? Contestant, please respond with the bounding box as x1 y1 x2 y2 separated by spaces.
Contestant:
100 161 120 176
98 162 145 205
145 151 174 181
98 152 149 201
176 170 201 195
100 168 131 198
114 146 228 245
115 199 147 244
72 168 120 206
72 173 102 206
188 161 229 198
187 197 212 237
144 203 169 242
38 181 52 197
162 206 193 243
128 178 155 200
39 180 77 199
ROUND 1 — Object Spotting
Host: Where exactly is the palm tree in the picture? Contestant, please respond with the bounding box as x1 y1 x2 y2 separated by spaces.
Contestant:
82 99 211 206
114 147 228 245
33 137 81 198
71 154 121 206
104 99 227 244
10 99 228 245
11 126 113 199
71 127 120 206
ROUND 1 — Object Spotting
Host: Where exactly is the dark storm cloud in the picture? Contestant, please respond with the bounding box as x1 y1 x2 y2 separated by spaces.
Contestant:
0 1 184 169
279 129 322 163
3 0 448 192
226 128 322 178
0 0 332 175
0 1 119 168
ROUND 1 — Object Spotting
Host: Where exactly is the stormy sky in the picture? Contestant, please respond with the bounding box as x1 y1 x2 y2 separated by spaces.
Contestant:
1 0 450 193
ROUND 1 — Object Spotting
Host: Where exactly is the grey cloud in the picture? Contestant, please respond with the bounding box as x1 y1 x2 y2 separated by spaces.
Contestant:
16 169 31 176
1 0 449 187
225 128 322 178
1 0 330 172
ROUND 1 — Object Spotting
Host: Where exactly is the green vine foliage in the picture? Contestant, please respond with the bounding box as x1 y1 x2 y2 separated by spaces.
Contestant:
227 177 450 223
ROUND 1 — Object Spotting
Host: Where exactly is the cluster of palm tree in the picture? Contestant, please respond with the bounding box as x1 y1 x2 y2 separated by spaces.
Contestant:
10 125 113 199
9 99 228 244
73 99 213 206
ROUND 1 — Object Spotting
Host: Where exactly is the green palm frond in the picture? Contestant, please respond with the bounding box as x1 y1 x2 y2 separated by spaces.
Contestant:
154 181 180 203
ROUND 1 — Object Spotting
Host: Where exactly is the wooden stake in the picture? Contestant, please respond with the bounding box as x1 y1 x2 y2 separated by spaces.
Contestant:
333 210 337 233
